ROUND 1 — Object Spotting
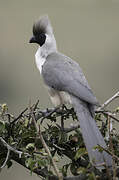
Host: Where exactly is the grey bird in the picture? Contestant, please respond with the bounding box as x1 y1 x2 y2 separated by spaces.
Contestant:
29 15 112 169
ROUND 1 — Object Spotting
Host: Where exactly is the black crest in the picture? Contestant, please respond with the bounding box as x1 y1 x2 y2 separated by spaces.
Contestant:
33 15 52 36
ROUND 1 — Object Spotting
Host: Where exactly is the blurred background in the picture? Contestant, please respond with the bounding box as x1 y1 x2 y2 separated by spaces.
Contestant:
0 0 119 179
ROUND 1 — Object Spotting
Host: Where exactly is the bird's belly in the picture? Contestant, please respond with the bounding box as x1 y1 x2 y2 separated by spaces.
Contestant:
60 91 72 105
46 86 72 107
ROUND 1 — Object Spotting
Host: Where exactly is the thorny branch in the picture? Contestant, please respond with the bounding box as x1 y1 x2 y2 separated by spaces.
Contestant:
97 91 119 111
97 144 119 161
0 148 10 169
0 137 29 169
0 91 119 179
9 91 119 130
0 137 26 158
30 104 63 180
96 91 119 123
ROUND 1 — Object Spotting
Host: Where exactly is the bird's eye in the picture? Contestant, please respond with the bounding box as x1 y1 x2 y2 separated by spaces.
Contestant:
39 33 45 38
38 33 46 46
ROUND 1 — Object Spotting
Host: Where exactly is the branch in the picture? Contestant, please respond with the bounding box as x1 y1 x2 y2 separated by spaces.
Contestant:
0 137 26 158
95 91 119 123
97 91 119 111
1 93 119 179
97 144 119 161
11 107 28 124
0 137 29 169
38 126 63 180
95 110 119 123
0 140 111 180
57 123 80 133
0 138 58 179
0 148 10 169
31 108 63 180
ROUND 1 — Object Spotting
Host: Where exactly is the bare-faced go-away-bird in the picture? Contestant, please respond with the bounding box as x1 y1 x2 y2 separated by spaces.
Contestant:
29 15 112 169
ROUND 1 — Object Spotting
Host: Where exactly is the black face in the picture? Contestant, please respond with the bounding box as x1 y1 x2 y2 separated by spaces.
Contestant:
29 33 46 46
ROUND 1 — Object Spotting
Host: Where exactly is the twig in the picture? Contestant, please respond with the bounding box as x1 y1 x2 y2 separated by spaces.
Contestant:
34 108 56 121
0 149 10 169
108 115 117 179
61 116 65 130
31 110 63 180
96 91 119 123
97 91 119 111
0 137 29 158
39 127 63 180
40 107 59 123
95 111 119 123
33 100 40 111
11 100 39 125
97 144 119 161
11 107 28 124
0 137 29 169
57 123 80 133
105 115 113 180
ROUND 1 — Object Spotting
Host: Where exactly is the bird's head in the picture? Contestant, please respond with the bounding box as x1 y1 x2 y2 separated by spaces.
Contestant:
29 15 57 53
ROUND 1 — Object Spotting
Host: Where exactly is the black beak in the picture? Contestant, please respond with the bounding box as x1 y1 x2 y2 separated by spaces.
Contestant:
29 36 36 43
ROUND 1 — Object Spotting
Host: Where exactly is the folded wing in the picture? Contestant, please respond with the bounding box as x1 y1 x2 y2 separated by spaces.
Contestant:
42 52 98 105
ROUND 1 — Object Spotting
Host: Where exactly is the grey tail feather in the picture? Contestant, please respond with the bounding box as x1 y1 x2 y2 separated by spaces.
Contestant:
71 96 112 169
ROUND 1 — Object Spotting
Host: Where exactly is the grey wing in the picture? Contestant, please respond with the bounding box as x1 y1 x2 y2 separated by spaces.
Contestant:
42 52 98 105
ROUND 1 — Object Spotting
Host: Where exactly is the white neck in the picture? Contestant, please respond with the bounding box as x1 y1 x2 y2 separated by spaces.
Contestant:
40 34 57 58
35 34 57 74
35 48 45 74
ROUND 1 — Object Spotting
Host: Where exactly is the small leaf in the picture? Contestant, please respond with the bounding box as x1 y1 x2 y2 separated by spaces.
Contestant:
94 145 103 153
74 148 87 160
115 107 119 113
70 163 77 175
24 118 29 127
1 103 8 114
7 160 13 169
42 152 48 156
62 164 70 177
25 157 36 172
88 172 96 180
53 156 59 162
0 120 5 133
76 167 86 175
26 143 35 150
38 159 47 167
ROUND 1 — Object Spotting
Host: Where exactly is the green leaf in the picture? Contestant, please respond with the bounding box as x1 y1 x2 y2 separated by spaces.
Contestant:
70 163 77 175
53 156 59 162
88 172 96 180
93 145 103 153
7 160 13 169
95 113 101 120
62 164 70 177
24 118 29 127
25 157 36 173
115 107 119 113
76 167 86 175
38 159 47 167
0 120 5 134
1 103 8 113
74 148 87 160
26 143 35 150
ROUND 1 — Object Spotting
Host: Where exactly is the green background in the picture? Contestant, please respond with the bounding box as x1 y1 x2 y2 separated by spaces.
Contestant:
0 0 119 179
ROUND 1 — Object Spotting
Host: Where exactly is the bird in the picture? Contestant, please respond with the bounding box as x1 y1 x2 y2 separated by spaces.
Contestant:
29 15 112 169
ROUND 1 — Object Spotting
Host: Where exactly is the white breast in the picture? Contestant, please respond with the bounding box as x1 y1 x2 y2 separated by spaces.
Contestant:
35 48 46 74
46 85 72 107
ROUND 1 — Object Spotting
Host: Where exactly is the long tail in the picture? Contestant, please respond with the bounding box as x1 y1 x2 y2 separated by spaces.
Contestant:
71 96 112 169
